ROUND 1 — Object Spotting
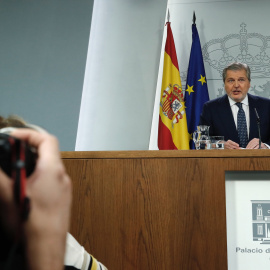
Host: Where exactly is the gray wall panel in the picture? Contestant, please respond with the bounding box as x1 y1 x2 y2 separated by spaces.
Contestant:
0 0 94 150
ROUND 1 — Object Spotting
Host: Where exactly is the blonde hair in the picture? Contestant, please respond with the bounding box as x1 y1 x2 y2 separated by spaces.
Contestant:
0 115 47 134
0 115 27 129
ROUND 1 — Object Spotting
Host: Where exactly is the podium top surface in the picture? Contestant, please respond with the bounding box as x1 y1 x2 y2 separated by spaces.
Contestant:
61 149 270 159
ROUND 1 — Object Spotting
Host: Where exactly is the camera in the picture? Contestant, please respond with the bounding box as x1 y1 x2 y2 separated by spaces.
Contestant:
0 133 36 219
0 133 36 177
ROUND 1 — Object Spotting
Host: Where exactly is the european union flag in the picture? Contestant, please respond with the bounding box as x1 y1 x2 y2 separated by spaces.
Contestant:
184 19 209 149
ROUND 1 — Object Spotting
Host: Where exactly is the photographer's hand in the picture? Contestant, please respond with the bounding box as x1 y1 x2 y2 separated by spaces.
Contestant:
0 129 72 270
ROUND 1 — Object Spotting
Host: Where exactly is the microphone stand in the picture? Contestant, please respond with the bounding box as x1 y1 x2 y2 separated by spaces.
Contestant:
254 108 261 149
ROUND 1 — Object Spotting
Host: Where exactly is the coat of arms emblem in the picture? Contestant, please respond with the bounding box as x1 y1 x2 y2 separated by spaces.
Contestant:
160 83 185 127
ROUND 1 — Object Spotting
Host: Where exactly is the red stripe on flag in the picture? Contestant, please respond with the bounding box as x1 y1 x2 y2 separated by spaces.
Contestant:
158 116 177 150
162 100 171 111
165 22 179 71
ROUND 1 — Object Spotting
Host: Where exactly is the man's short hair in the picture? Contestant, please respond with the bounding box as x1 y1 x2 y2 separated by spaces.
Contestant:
222 62 251 83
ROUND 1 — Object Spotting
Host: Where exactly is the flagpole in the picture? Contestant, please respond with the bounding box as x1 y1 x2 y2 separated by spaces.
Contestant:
149 7 170 150
193 11 196 25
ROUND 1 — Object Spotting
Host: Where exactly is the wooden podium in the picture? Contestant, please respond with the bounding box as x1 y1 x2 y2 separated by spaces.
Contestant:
61 150 270 270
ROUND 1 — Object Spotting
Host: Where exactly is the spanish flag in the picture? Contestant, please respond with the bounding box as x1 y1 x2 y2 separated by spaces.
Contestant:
158 22 189 150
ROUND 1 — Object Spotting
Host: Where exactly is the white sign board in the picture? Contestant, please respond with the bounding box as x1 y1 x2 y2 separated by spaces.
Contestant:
226 172 270 270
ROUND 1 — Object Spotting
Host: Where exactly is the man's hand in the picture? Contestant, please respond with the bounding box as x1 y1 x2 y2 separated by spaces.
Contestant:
246 138 267 149
224 140 241 149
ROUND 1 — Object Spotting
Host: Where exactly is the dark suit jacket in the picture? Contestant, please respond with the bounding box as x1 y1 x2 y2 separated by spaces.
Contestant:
199 93 270 145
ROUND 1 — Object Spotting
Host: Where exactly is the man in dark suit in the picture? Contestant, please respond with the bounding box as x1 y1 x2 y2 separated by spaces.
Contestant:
200 62 270 149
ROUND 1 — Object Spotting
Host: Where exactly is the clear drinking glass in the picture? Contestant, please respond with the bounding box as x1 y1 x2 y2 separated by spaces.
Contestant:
209 136 224 149
193 125 211 150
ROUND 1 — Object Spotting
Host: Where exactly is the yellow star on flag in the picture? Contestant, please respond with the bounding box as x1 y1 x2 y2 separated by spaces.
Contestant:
198 75 206 85
182 101 187 109
188 132 193 141
185 84 194 95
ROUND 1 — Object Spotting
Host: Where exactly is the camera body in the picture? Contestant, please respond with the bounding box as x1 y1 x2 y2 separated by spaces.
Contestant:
0 133 36 219
0 133 36 177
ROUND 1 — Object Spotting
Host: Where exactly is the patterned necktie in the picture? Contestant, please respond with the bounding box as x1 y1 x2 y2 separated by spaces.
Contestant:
236 102 248 148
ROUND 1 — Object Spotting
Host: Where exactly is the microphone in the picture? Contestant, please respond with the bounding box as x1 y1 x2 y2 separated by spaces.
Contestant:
254 108 261 149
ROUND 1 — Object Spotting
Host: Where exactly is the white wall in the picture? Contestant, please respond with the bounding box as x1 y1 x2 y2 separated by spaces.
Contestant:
166 0 270 99
76 0 168 150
